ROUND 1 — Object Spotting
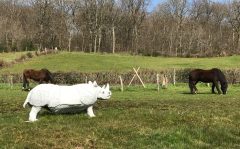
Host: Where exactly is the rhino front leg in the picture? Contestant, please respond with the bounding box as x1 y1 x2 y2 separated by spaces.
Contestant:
28 106 42 122
87 106 95 117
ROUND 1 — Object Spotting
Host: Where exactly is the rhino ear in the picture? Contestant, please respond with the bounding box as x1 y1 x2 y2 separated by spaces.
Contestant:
93 81 98 87
106 83 109 90
88 81 93 84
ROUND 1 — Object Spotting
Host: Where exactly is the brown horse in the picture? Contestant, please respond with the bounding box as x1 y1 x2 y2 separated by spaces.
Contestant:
22 68 54 90
189 68 228 94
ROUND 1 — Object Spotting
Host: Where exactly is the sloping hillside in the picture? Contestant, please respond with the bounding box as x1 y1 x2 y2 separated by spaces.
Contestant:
1 52 240 74
0 52 29 62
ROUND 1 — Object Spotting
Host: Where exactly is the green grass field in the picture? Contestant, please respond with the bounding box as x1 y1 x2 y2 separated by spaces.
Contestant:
0 83 239 148
0 52 240 148
1 52 240 74
0 52 29 62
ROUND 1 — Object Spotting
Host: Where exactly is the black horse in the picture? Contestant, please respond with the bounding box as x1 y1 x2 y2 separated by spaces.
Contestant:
22 68 54 90
189 68 228 94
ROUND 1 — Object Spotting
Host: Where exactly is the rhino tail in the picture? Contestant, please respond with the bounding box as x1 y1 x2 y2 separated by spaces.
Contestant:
23 91 32 108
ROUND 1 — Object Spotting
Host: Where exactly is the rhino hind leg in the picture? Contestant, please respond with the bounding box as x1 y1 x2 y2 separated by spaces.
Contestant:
29 106 42 122
87 106 95 117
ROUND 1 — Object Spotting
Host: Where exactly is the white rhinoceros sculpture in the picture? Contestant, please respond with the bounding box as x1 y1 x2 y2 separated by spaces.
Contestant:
23 81 111 122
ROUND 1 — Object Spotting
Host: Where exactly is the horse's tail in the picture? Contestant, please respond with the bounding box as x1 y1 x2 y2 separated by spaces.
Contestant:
22 70 27 89
188 70 195 82
188 73 192 81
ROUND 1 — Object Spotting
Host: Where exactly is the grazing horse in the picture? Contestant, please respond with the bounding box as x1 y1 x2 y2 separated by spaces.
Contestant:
22 68 54 90
189 68 228 94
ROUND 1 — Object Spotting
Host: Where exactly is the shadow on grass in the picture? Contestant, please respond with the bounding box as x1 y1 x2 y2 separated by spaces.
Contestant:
181 92 215 95
40 109 87 117
22 88 32 92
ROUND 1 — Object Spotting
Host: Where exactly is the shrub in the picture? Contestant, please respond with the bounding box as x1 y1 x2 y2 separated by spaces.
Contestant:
26 52 33 58
15 54 27 62
0 60 4 67
0 60 10 68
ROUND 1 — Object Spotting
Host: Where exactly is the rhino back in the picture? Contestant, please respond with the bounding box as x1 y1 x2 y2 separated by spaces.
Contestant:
28 84 98 107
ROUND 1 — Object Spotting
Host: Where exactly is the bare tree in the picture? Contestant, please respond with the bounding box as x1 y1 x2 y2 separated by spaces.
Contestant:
227 0 240 53
0 0 239 57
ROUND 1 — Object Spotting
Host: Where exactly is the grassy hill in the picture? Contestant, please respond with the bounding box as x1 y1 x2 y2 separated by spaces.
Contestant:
1 52 240 74
0 52 29 62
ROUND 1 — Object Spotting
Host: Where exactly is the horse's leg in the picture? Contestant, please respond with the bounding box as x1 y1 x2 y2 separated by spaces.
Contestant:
28 106 41 122
189 81 194 94
194 81 198 92
27 79 30 89
22 75 28 90
212 83 216 94
22 80 26 90
189 81 197 94
39 79 43 84
213 80 221 94
24 78 30 90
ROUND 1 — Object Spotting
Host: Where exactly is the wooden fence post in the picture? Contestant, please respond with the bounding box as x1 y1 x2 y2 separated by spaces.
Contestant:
157 74 160 91
133 67 146 88
9 75 13 89
119 75 123 92
173 68 176 86
128 67 140 87
161 74 169 89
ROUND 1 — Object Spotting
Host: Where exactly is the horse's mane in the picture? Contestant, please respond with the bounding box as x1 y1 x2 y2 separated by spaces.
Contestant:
41 68 54 83
212 68 227 83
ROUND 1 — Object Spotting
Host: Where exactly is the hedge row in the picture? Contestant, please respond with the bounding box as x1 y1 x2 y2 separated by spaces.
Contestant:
1 68 240 85
0 50 58 69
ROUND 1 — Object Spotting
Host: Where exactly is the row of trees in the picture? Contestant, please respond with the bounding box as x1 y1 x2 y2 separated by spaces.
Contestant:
0 0 240 57
142 0 240 57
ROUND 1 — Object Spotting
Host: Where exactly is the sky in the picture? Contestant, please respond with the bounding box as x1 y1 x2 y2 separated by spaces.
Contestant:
148 0 226 12
148 0 161 12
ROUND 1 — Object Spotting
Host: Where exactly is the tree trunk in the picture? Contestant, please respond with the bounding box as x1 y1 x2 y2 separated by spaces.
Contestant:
89 31 93 53
68 36 71 52
94 34 97 53
179 31 183 56
238 33 240 53
169 31 173 56
232 30 235 50
6 33 9 52
112 26 116 54
98 28 102 53
81 33 85 52
208 33 212 56
134 25 138 54
59 35 62 49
